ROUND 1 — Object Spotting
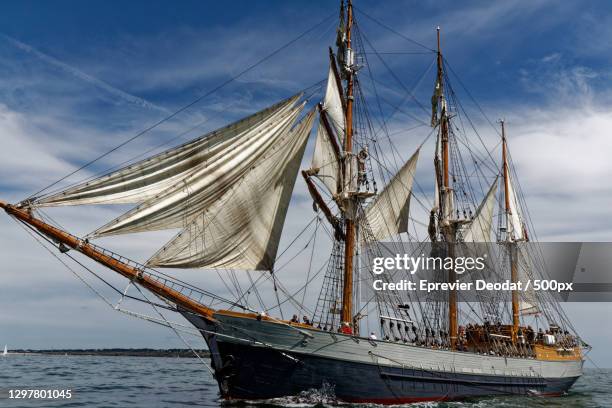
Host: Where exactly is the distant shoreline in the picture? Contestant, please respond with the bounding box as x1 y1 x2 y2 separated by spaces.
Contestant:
5 348 210 358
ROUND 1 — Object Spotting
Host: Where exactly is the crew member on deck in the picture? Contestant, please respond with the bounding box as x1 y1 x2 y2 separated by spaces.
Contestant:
340 322 353 335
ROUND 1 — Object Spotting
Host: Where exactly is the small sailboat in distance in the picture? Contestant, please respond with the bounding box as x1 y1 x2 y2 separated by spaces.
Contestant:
2 345 7 356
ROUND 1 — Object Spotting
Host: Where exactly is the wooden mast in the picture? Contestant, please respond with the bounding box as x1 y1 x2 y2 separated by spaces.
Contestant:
501 120 520 342
437 28 449 190
0 201 216 320
341 0 355 328
437 27 458 350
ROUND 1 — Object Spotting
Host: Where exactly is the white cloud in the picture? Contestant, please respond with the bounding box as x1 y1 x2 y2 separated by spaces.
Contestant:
0 105 72 191
1 34 169 115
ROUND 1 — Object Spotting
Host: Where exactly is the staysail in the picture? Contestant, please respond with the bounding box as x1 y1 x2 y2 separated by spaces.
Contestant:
460 178 498 243
33 92 315 271
91 102 305 237
147 109 316 270
364 149 419 241
36 94 303 208
506 171 525 241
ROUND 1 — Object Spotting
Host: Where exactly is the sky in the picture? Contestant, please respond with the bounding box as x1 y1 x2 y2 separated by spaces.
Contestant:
1 0 612 366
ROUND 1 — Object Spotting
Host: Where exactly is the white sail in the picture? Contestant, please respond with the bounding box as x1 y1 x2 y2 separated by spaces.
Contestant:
506 171 525 241
517 243 539 315
90 101 306 237
2 345 7 356
310 64 344 195
36 94 303 207
364 149 419 241
460 178 498 243
147 109 316 271
311 121 341 195
322 63 345 143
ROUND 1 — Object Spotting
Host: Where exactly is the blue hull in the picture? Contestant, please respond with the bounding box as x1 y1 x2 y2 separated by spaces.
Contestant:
180 312 581 404
210 340 578 403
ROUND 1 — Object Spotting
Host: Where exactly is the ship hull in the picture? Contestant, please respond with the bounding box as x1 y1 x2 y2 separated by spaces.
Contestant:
183 312 582 403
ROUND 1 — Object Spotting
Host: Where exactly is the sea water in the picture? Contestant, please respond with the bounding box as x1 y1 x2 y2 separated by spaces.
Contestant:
0 354 609 407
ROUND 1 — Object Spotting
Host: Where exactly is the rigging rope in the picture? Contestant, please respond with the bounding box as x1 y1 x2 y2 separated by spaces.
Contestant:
14 216 210 339
27 12 336 201
353 6 436 52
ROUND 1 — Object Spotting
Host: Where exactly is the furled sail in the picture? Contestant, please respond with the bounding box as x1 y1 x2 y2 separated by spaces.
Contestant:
506 171 525 241
427 132 442 241
89 98 306 237
146 109 316 270
364 149 419 241
460 178 498 243
432 133 441 212
310 63 344 195
432 129 454 228
36 94 303 207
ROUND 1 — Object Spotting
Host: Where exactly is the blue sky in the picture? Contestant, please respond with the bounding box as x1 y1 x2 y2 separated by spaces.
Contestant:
1 0 608 107
1 0 612 366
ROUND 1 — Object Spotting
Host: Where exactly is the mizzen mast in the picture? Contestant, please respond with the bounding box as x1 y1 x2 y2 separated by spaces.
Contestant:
501 120 520 342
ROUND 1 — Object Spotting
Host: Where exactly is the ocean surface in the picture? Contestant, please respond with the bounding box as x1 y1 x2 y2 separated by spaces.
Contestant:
0 354 609 407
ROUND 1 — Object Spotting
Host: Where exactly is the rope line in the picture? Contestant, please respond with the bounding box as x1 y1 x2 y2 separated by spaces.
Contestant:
27 12 336 200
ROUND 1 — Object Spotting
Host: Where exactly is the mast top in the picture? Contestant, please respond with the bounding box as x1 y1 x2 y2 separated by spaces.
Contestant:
435 27 444 90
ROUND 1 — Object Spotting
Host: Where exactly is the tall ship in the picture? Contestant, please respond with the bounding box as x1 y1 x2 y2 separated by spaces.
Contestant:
1 1 585 403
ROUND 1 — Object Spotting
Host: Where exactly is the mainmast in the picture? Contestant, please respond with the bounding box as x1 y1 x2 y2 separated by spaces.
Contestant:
435 27 458 350
501 120 520 342
341 0 356 328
